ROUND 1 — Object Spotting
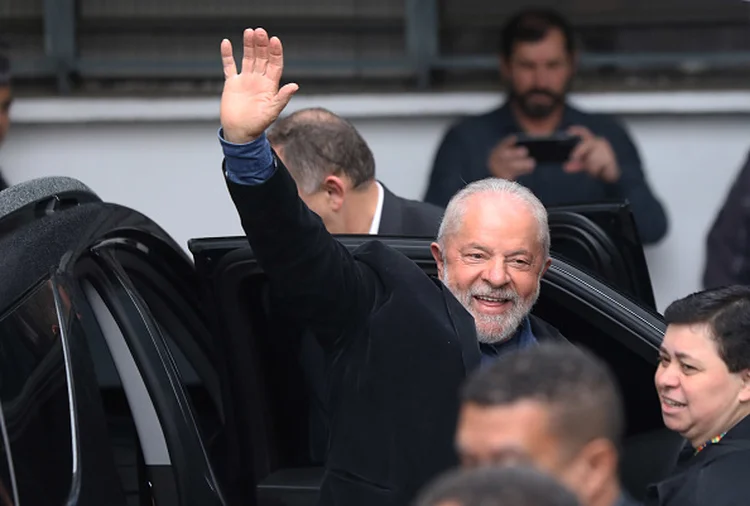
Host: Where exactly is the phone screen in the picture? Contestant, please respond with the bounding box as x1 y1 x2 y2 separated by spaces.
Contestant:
515 134 581 164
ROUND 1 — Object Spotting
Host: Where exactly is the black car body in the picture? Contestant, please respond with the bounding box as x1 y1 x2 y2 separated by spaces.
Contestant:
0 177 682 506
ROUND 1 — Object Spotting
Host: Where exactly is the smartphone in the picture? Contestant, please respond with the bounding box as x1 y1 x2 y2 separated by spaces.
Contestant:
514 133 581 164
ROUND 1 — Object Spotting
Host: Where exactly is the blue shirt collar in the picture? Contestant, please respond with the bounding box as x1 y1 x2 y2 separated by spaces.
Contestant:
479 316 537 365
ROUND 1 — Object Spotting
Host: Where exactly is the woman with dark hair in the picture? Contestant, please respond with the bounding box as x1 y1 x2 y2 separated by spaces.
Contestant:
647 285 750 505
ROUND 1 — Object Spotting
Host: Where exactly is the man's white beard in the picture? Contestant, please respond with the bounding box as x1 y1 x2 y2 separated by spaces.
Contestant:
443 266 540 344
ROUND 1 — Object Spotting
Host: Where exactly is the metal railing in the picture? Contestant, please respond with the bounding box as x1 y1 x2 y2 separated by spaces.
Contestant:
2 0 750 93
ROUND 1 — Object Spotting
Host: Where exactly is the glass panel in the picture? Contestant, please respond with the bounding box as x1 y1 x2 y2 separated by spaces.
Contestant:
0 280 73 505
74 278 155 506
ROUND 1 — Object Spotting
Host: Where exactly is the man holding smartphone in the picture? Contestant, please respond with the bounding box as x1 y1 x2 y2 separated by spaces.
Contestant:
424 8 667 245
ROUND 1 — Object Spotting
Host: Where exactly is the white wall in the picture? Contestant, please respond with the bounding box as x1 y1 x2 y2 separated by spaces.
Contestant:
2 92 749 312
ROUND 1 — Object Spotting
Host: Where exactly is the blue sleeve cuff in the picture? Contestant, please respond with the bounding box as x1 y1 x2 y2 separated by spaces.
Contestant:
219 128 277 185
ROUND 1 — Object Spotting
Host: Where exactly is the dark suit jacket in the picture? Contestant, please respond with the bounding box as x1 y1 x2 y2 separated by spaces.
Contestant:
645 415 750 506
227 157 478 506
378 183 444 237
227 156 563 506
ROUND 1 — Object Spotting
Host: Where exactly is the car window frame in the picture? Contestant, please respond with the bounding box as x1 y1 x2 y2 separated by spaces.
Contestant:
76 248 226 506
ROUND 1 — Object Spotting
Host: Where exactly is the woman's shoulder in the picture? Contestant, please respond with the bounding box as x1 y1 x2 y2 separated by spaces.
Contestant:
695 444 750 503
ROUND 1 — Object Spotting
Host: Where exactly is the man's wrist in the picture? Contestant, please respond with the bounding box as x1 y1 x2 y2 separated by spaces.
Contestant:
218 128 276 185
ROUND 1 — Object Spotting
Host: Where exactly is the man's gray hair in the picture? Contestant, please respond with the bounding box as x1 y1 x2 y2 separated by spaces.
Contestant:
437 178 550 259
267 107 375 194
413 465 580 506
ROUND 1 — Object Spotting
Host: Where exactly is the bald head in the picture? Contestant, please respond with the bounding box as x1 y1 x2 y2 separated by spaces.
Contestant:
267 107 375 194
284 107 339 124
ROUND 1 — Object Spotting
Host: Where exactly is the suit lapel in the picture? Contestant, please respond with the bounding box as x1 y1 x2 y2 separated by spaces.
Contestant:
377 183 404 236
436 278 481 373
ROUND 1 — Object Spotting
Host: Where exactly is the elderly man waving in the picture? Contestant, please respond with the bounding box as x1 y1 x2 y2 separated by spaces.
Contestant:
217 28 564 506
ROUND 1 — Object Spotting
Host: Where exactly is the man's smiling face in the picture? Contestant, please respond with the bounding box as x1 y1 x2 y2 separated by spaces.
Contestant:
433 192 549 344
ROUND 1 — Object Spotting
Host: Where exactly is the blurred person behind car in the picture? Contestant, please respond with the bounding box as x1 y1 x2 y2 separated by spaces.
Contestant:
423 8 667 245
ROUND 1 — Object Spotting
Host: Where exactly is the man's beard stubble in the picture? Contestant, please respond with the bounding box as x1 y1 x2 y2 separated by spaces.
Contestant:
443 265 541 345
509 87 566 120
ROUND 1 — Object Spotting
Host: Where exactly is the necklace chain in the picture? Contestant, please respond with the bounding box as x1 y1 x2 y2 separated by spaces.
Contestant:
694 432 727 455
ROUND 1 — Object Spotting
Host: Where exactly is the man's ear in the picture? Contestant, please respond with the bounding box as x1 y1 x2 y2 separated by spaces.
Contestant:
541 257 552 277
321 175 346 212
567 438 617 505
431 242 445 280
738 369 750 403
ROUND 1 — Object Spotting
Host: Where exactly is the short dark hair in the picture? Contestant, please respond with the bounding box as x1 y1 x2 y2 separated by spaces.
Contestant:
461 343 624 455
664 285 750 373
267 107 375 194
413 466 580 506
500 8 576 60
0 39 10 86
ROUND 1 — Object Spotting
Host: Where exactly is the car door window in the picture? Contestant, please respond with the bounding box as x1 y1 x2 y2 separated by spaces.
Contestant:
106 246 225 474
76 246 226 506
77 279 169 506
0 280 74 506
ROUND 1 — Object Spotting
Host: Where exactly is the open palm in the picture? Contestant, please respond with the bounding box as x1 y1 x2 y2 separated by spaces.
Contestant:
220 28 299 144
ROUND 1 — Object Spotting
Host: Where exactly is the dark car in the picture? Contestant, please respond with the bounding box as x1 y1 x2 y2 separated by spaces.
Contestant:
0 177 681 506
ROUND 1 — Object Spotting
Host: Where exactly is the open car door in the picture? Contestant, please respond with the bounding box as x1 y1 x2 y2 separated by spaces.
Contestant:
189 234 680 506
548 202 657 311
0 178 227 506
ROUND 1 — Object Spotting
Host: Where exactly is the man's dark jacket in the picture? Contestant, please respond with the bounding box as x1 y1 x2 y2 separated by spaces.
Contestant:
378 183 444 237
226 155 563 506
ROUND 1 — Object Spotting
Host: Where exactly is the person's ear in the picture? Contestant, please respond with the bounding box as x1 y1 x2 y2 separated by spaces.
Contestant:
541 257 552 277
321 175 346 212
737 369 750 403
431 242 445 280
567 439 617 505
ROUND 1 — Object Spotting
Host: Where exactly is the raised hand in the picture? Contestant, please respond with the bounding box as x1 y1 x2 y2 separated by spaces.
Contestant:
220 28 299 144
